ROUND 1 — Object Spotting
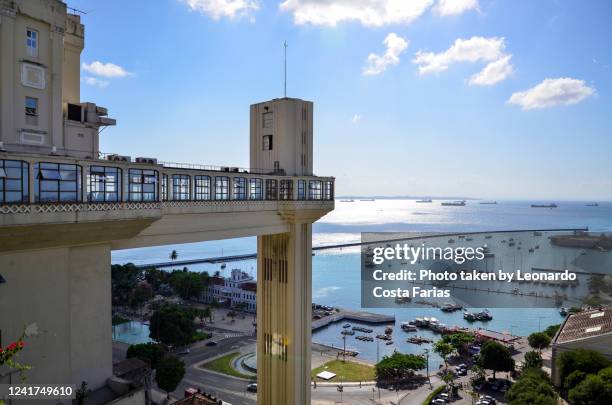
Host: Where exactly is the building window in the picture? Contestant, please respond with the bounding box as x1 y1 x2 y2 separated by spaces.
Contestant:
215 176 229 200
265 179 278 200
34 162 81 202
129 169 158 201
263 135 273 151
161 174 168 201
297 180 306 200
194 175 211 200
0 160 29 204
263 112 273 128
26 28 38 57
172 174 191 200
25 97 38 126
249 178 263 200
279 180 293 200
308 180 322 200
88 166 121 202
324 180 333 200
233 177 246 200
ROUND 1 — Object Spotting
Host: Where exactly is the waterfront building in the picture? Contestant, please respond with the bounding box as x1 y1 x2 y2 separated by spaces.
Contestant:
0 1 334 404
200 269 257 312
551 306 612 386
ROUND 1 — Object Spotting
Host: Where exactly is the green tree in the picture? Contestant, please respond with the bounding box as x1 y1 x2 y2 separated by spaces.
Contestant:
169 270 204 300
564 370 587 391
126 342 166 369
441 331 475 356
155 356 185 399
433 340 455 370
149 304 195 347
479 340 515 380
543 324 560 339
111 263 142 306
129 283 152 310
375 352 426 382
528 332 551 353
170 250 178 261
505 368 557 405
568 368 612 405
523 351 543 370
557 349 611 390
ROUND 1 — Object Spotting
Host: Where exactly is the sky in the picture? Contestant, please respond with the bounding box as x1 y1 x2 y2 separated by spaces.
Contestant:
71 0 612 200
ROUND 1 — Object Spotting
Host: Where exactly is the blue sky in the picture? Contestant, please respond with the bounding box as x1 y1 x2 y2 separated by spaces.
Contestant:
72 0 612 200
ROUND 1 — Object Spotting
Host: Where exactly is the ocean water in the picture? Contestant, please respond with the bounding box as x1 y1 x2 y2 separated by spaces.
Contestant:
112 199 612 366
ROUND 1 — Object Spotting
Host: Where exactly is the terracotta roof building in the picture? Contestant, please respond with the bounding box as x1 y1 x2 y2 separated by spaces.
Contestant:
551 306 612 386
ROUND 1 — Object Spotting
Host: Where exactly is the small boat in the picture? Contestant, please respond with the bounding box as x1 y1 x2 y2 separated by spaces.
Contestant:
586 203 599 207
385 341 394 346
385 326 393 335
401 322 417 332
479 201 497 205
416 199 432 203
342 323 351 328
531 203 557 208
341 330 355 335
220 263 226 269
559 307 568 316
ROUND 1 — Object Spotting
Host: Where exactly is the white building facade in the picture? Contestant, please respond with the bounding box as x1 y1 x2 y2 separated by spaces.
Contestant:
201 269 257 312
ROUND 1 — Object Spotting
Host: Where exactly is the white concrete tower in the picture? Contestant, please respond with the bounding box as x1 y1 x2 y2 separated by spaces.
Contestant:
251 97 319 405
250 98 313 176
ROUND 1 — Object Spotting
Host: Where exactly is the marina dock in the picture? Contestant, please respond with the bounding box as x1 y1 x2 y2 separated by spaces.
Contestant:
311 308 395 331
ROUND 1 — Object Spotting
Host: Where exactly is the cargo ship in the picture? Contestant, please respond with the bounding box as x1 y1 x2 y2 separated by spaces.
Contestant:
441 200 466 206
531 203 557 208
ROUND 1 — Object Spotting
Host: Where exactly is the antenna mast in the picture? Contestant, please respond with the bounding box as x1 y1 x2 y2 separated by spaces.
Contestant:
284 40 288 98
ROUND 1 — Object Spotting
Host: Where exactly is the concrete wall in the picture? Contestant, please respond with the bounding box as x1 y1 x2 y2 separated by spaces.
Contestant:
0 244 112 396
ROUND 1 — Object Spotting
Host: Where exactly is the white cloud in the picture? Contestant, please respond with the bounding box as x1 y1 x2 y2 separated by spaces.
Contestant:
508 78 596 110
182 0 259 19
433 0 479 16
82 77 110 88
279 0 434 27
468 54 513 86
363 33 409 75
82 61 130 78
352 114 362 124
413 36 506 75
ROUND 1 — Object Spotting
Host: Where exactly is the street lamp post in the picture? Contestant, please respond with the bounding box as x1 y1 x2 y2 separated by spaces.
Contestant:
424 348 432 389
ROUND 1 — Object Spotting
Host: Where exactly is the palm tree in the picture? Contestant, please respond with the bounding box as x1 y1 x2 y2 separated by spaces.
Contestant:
170 250 178 261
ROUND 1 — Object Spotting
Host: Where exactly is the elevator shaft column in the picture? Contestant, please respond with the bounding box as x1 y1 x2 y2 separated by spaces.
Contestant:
256 221 312 405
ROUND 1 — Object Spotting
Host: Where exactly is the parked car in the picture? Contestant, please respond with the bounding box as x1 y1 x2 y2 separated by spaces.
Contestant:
205 341 217 346
177 348 190 355
246 383 257 393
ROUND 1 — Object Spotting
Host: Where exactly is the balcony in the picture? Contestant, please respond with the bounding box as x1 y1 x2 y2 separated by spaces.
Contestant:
0 152 334 250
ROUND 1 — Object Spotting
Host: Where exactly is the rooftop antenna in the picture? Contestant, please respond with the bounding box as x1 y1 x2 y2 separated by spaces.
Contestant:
67 6 88 15
284 40 288 98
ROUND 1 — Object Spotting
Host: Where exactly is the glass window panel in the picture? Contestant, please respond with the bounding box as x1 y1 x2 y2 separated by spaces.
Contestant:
40 169 61 180
41 181 58 192
5 192 21 203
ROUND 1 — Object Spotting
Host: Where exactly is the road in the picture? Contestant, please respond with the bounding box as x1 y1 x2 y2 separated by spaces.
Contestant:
114 335 257 405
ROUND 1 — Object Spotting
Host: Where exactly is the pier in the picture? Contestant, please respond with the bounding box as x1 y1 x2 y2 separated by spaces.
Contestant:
134 227 587 269
311 308 395 331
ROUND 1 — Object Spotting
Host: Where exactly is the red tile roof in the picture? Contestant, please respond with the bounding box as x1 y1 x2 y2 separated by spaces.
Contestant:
554 306 612 344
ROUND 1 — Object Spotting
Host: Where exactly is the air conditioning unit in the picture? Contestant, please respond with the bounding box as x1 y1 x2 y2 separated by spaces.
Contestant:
107 154 131 162
230 167 239 172
135 157 158 165
221 167 230 172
